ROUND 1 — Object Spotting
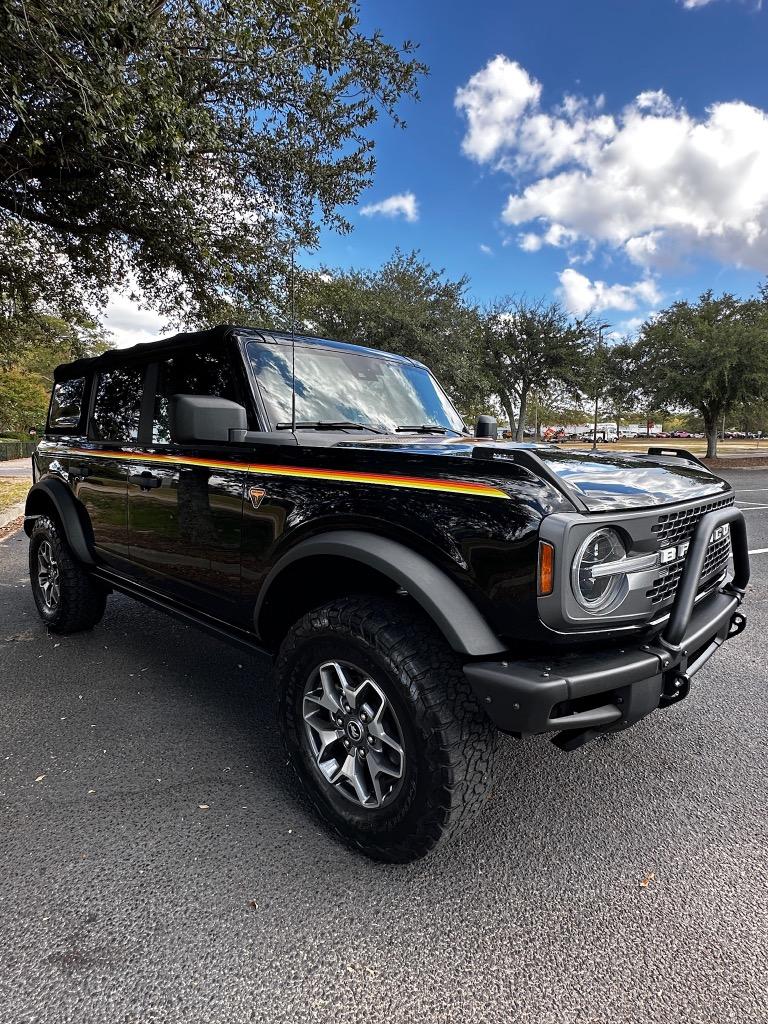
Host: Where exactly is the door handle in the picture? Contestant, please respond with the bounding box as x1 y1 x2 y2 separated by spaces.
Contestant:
129 471 162 490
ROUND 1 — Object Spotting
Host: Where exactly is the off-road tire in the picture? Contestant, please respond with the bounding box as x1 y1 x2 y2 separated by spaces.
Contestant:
29 516 107 634
277 595 498 862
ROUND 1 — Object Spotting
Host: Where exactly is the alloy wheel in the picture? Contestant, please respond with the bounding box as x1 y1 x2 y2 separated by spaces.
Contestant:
302 660 405 808
37 540 61 610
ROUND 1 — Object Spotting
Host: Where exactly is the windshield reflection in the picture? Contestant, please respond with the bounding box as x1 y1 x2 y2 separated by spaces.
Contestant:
247 341 465 434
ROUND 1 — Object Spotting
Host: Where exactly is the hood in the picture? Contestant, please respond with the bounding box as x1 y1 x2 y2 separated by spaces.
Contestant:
529 447 730 510
335 436 731 511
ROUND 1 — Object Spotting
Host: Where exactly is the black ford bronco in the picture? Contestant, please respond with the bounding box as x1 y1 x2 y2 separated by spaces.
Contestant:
25 324 749 861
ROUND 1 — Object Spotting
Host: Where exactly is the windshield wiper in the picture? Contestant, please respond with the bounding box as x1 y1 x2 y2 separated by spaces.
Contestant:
276 420 385 433
395 424 457 435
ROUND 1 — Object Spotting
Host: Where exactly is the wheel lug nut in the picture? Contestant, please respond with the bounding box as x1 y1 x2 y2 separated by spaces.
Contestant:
358 748 366 759
360 712 368 723
367 735 375 746
343 739 351 750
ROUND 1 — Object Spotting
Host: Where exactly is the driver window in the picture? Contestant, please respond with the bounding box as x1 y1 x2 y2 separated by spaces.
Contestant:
153 346 244 444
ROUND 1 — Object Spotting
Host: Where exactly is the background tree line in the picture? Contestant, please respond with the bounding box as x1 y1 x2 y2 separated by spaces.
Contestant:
287 252 768 459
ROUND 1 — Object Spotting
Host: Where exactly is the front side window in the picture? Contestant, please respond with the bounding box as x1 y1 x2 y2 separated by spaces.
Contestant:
90 366 144 443
246 341 465 434
153 345 243 443
49 378 85 431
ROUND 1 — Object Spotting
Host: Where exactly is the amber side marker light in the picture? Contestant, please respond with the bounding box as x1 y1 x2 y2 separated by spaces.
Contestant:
538 541 555 596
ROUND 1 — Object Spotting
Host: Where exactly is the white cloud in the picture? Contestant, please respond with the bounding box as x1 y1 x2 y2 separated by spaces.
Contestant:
518 222 579 252
455 56 768 272
613 315 651 337
681 0 761 8
558 268 661 317
359 192 419 222
479 243 494 255
454 55 541 162
101 291 165 349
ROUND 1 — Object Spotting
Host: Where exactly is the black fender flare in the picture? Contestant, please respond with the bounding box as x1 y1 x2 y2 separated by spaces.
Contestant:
254 530 506 657
24 478 96 566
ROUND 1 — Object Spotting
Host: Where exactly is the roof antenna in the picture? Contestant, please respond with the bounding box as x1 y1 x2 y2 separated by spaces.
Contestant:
290 244 297 432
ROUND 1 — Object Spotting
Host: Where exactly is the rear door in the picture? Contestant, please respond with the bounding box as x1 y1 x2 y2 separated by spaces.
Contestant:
126 343 249 619
75 364 145 568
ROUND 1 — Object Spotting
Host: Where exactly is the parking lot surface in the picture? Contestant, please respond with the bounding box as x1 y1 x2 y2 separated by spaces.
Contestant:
1 468 766 1024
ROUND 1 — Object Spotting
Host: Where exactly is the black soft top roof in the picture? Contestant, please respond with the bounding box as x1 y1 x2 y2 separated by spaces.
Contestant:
54 323 418 382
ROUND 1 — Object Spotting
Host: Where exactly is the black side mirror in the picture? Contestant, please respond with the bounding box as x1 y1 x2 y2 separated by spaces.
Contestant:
475 415 498 439
170 395 247 444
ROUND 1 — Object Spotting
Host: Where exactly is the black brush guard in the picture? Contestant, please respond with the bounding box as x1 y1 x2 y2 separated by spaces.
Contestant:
465 506 750 750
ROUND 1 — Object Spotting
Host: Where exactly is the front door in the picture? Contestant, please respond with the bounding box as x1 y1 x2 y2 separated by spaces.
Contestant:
126 343 248 619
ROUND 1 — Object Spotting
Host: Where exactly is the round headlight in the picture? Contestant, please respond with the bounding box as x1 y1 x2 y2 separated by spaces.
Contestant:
571 528 627 613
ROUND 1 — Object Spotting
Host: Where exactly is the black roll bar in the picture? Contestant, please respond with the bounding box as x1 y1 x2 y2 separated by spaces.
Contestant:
661 506 750 649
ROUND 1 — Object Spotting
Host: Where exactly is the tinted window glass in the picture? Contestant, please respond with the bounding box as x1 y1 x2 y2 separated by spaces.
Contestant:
153 345 242 443
90 367 144 442
49 378 85 430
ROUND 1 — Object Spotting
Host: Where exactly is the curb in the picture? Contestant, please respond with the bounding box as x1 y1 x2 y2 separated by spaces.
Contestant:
0 501 25 532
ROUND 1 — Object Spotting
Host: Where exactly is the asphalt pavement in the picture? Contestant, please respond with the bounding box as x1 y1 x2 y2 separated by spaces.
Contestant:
0 468 766 1024
0 457 33 478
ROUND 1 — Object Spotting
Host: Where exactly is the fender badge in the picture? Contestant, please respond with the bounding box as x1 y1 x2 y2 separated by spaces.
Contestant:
248 486 266 510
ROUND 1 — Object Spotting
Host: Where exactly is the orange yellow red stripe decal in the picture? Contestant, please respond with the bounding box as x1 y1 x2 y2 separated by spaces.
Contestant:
68 448 509 500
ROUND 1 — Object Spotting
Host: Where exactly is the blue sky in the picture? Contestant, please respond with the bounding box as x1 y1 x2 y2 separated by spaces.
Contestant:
111 0 768 345
307 0 768 334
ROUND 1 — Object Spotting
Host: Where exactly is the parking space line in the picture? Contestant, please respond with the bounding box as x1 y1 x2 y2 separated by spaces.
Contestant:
748 548 768 554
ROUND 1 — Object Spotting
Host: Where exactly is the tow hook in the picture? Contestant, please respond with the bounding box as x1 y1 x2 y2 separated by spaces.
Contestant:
728 612 747 639
661 673 691 705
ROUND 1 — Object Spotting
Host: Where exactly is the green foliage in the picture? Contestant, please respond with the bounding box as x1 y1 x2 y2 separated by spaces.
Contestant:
0 1 425 345
727 399 768 434
598 339 641 430
0 368 48 432
480 297 589 440
297 250 491 413
0 313 111 432
638 290 768 456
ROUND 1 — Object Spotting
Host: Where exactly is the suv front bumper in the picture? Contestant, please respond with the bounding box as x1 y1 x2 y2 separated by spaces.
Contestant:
464 506 750 748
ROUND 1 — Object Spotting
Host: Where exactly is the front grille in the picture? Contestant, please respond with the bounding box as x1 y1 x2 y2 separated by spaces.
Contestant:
650 494 734 548
646 495 734 606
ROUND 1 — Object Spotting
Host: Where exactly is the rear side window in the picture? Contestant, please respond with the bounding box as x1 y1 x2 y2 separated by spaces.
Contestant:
48 378 85 431
90 366 144 443
152 345 244 443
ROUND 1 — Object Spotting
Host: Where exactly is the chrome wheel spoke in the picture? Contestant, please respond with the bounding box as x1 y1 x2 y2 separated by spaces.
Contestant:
304 710 342 762
368 710 404 759
338 753 371 804
305 664 343 715
367 748 403 782
334 662 362 711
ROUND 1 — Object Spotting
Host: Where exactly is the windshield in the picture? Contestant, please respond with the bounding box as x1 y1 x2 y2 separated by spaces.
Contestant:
246 340 465 434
